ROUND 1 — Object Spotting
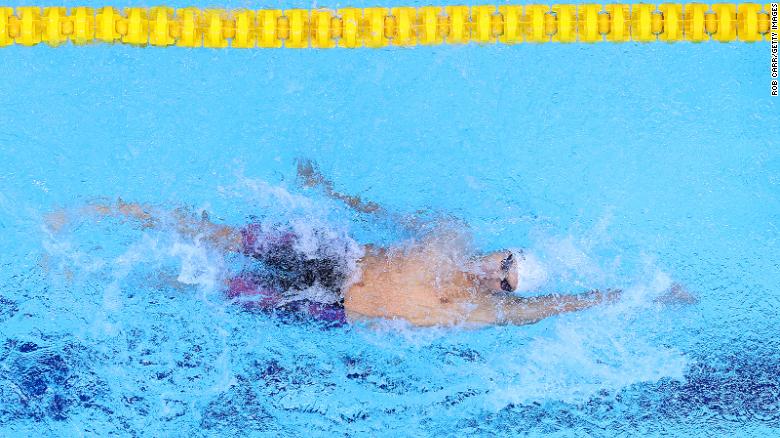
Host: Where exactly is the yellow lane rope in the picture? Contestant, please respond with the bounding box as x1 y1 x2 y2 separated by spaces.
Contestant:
0 4 775 48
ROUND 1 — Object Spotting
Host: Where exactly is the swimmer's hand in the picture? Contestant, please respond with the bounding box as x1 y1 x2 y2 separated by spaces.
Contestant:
591 288 623 305
654 283 698 305
296 158 325 188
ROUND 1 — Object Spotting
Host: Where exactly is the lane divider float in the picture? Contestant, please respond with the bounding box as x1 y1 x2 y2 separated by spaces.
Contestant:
0 3 774 48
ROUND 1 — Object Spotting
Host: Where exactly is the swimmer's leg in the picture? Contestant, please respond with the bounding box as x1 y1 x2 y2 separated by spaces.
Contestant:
45 199 242 252
466 289 622 326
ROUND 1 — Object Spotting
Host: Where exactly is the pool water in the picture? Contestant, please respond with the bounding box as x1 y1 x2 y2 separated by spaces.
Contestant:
1 5 779 437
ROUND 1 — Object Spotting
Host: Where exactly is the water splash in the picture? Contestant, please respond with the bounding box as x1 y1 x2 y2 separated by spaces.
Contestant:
25 184 699 434
485 226 688 407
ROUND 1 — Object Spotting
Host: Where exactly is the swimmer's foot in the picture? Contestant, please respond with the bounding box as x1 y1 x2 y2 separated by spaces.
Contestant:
44 210 69 234
654 282 698 305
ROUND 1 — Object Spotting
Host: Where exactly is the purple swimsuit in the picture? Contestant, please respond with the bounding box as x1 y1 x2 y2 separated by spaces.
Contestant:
226 223 347 326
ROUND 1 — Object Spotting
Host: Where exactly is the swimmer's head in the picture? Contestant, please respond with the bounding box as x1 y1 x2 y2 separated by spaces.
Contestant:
478 251 519 292
477 249 548 293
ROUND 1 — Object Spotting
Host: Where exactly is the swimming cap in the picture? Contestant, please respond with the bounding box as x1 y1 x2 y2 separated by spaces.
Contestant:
511 250 548 293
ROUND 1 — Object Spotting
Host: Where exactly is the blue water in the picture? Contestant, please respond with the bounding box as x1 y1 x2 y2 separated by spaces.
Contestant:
1 4 779 436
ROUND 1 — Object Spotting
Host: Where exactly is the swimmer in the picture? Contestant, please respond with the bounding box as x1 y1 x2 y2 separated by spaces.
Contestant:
45 160 696 328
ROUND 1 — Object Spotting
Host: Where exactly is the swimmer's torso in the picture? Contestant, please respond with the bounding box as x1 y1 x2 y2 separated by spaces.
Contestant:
344 240 495 326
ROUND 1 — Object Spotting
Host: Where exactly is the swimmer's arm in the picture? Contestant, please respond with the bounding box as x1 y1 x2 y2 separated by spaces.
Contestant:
296 159 456 237
296 159 383 214
46 200 243 252
109 201 243 252
470 289 622 326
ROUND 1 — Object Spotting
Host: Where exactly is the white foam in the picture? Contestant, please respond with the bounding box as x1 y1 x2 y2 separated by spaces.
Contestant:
480 221 689 407
168 234 225 292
